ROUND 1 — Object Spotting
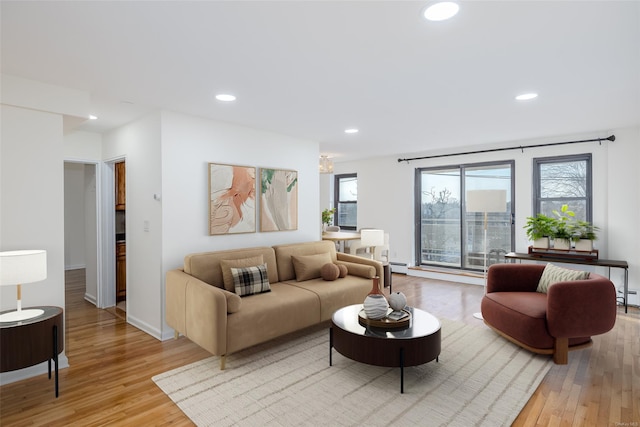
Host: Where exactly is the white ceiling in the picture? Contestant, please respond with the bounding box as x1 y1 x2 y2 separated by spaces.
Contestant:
2 1 639 161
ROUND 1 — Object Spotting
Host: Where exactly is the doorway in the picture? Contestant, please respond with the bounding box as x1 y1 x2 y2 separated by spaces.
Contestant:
63 161 99 305
114 160 126 314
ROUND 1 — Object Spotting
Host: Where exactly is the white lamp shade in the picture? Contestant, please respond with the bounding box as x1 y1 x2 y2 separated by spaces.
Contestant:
466 190 507 213
0 250 47 286
360 229 384 247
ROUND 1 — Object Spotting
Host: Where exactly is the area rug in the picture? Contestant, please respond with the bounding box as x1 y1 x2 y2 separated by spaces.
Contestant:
153 319 551 427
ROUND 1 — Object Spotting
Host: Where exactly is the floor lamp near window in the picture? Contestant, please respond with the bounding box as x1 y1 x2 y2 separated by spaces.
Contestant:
466 190 506 320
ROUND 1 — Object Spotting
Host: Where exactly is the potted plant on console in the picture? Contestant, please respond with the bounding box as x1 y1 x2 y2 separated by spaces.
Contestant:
551 204 575 250
570 220 599 252
524 213 555 249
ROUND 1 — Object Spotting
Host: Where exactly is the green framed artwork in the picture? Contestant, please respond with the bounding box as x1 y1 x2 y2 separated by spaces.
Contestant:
260 168 298 231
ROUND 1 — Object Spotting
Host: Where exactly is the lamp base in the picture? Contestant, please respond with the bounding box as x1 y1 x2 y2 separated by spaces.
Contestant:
473 312 483 320
0 308 45 322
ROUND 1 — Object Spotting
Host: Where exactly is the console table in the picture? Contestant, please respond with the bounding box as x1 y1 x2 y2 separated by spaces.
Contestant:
0 306 64 397
504 252 630 313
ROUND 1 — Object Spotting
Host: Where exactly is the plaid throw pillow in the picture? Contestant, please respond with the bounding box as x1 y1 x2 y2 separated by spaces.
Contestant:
231 263 271 297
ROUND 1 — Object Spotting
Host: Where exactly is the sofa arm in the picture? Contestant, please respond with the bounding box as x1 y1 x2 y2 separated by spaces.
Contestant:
486 264 545 293
166 269 189 336
547 277 617 338
336 253 384 286
166 269 229 356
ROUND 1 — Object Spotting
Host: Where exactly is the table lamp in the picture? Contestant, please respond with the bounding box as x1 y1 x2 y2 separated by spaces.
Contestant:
466 190 506 320
360 229 384 260
0 250 47 322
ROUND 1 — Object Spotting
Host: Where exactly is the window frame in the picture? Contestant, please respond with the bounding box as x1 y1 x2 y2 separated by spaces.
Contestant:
414 160 515 271
532 153 592 222
333 173 357 231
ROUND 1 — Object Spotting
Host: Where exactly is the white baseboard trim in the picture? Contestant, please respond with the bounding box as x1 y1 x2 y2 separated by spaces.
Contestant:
408 268 484 286
65 264 86 271
84 293 97 306
161 327 177 341
126 313 162 341
0 354 69 386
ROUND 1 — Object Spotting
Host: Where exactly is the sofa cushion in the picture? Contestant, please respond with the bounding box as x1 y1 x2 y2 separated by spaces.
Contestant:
273 241 338 281
321 263 340 281
184 247 278 288
220 255 265 292
291 252 333 281
337 263 348 278
231 264 271 296
226 282 321 354
536 263 589 293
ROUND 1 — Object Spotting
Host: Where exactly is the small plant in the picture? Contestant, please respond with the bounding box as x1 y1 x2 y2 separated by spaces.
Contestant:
551 204 575 240
524 214 555 241
321 208 336 226
570 220 599 242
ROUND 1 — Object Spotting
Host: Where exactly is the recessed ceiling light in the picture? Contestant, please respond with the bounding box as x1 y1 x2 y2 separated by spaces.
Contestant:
89 115 98 120
515 93 538 101
215 94 236 102
345 128 359 134
423 1 460 21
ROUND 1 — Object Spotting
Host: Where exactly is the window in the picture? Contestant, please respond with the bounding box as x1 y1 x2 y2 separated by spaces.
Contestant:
334 173 357 230
533 154 592 221
416 162 514 270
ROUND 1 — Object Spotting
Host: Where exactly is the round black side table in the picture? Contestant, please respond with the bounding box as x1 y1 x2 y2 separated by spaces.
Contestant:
0 306 64 397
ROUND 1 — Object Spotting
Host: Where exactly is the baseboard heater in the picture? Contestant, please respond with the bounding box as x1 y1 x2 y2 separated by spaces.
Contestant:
389 262 408 274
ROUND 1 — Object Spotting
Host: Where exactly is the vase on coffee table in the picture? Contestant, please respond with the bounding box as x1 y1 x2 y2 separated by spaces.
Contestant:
363 276 388 319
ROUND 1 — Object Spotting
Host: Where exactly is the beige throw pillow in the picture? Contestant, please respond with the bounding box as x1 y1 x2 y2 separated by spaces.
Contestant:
220 255 265 292
536 263 590 293
291 252 332 281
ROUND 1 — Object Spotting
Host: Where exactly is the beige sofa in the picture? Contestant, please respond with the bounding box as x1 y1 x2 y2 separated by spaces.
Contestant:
166 240 383 369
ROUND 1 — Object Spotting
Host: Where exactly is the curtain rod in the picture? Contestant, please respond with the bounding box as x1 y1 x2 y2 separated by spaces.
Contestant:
397 135 615 163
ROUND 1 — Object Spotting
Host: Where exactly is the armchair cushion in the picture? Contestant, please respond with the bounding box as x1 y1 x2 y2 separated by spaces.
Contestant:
536 263 589 293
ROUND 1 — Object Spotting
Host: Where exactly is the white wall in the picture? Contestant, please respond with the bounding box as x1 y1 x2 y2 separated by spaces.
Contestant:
103 112 163 337
64 130 102 161
100 110 321 340
331 128 639 298
0 104 69 384
160 111 320 338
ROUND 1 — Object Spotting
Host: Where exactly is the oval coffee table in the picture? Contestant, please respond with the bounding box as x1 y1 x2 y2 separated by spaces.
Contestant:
330 304 441 393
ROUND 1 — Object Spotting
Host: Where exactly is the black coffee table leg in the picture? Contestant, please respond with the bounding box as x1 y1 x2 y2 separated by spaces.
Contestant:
400 347 404 393
329 327 333 366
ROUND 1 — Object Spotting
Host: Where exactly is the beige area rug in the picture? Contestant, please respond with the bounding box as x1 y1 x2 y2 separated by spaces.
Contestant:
153 319 551 427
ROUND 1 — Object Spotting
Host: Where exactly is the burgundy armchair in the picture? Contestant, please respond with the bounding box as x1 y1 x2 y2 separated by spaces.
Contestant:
481 263 617 364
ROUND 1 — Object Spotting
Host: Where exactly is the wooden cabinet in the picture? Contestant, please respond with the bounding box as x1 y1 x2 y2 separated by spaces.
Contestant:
116 242 126 302
115 161 126 211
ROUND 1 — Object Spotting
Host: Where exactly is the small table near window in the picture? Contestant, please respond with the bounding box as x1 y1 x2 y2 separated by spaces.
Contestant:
0 306 64 397
322 231 361 252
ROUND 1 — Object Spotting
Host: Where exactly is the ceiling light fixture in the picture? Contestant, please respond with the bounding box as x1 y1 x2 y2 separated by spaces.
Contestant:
319 155 334 174
89 115 98 120
515 93 538 101
423 1 460 21
215 94 236 102
345 128 359 134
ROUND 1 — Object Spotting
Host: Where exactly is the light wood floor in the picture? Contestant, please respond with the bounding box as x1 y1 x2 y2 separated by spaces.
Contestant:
0 270 637 426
